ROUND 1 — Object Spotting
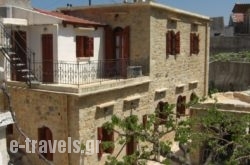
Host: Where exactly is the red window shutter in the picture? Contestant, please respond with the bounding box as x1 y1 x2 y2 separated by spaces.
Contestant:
45 128 53 161
181 96 186 115
83 37 94 57
143 115 148 129
177 96 182 118
104 26 114 60
126 135 137 155
166 31 172 56
97 127 103 159
103 128 114 154
171 31 176 55
38 127 45 142
190 33 194 55
122 26 130 60
76 36 84 57
196 34 200 54
175 31 180 54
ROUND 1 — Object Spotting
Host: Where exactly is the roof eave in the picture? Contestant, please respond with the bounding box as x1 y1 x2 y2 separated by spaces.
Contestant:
62 20 106 28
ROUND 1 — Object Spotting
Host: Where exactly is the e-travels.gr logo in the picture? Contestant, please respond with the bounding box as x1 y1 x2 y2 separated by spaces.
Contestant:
10 137 101 155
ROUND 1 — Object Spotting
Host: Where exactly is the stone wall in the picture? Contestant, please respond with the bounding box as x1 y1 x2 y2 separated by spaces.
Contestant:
209 61 250 91
8 87 70 165
210 36 250 54
149 6 209 102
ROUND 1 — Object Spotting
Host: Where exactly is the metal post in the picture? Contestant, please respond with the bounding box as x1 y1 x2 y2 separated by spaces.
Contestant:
89 0 91 6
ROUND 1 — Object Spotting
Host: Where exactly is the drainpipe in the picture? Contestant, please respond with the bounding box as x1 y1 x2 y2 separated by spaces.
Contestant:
204 22 210 96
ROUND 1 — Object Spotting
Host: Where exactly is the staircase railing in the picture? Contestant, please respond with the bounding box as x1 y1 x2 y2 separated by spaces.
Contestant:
0 21 38 87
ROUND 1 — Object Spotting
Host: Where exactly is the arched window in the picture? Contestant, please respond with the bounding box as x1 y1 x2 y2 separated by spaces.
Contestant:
38 127 53 161
177 95 186 118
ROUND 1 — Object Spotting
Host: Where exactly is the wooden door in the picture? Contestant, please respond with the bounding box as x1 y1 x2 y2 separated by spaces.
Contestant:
11 31 27 81
42 34 53 83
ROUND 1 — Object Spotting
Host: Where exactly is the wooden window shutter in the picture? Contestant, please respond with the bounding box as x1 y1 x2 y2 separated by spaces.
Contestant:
175 31 180 54
181 96 186 115
76 36 84 57
143 115 148 129
171 30 176 55
84 37 94 57
97 127 103 159
190 33 194 55
102 128 114 154
38 127 46 159
45 128 53 161
104 26 114 60
122 26 130 59
177 96 182 118
166 31 172 56
126 135 137 155
38 127 45 142
196 34 200 54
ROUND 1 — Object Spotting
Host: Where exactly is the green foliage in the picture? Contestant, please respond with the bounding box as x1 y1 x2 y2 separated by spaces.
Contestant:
103 98 250 165
210 51 250 62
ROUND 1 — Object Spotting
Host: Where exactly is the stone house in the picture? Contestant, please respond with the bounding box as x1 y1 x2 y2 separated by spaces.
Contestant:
229 3 250 35
0 0 210 165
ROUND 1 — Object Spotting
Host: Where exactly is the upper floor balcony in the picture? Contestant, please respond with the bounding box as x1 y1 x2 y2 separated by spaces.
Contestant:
5 59 149 94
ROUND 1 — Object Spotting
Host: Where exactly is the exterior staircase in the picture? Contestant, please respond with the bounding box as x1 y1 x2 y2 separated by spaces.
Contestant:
0 22 38 87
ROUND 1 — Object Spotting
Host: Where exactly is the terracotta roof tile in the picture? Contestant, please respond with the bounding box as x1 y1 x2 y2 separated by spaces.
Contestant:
232 4 250 13
34 8 105 27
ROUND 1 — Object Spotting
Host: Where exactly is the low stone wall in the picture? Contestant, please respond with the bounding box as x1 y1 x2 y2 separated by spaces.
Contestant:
209 61 250 91
210 36 250 54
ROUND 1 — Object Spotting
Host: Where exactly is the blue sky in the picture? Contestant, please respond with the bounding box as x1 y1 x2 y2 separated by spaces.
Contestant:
31 0 250 25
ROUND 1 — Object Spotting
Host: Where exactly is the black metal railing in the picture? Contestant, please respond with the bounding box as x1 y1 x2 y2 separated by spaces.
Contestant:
32 59 130 85
0 22 37 86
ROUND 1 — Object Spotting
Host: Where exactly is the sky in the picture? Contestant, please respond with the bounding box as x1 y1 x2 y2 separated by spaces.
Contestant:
31 0 250 26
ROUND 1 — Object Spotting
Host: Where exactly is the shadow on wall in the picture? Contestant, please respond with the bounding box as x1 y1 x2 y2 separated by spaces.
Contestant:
209 61 250 92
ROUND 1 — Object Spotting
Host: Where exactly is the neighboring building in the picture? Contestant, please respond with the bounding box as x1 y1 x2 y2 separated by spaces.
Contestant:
229 3 250 35
0 0 210 165
211 17 225 36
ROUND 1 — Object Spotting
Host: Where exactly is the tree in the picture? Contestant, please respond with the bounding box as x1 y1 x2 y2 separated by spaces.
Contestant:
101 98 250 165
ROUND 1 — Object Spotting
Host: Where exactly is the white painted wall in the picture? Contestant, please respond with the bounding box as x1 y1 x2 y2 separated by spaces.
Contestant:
12 7 61 25
57 24 104 62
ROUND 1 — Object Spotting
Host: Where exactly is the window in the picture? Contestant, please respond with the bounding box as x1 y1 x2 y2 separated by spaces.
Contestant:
38 127 53 161
76 36 94 57
126 135 137 155
6 124 13 135
190 33 200 55
166 30 180 56
156 101 169 124
125 116 138 156
97 126 114 159
176 95 186 118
